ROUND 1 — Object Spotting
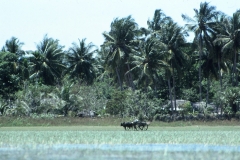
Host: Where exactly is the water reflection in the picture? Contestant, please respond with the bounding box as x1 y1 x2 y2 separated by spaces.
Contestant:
48 143 240 152
1 144 240 160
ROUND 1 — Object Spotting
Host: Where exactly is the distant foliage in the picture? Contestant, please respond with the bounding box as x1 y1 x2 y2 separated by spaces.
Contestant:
1 2 240 119
0 52 21 99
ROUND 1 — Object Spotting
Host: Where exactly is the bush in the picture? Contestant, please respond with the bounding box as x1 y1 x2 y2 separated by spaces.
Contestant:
219 87 240 114
105 90 127 116
30 113 55 119
181 101 193 114
206 106 214 113
154 114 161 121
235 111 240 119
178 101 193 119
181 88 198 102
154 114 172 122
223 106 233 120
138 112 145 121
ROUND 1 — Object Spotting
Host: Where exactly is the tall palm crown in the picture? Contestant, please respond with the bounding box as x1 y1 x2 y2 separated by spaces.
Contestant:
201 49 219 80
94 47 109 80
66 38 96 84
4 37 24 56
160 20 186 69
103 16 139 65
128 37 168 89
214 10 240 86
182 2 218 42
29 35 65 85
102 15 139 89
3 37 28 82
147 9 171 35
182 2 219 101
145 10 187 78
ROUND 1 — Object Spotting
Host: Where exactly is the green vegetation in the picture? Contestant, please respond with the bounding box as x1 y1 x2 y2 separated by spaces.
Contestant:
2 3 240 159
1 2 240 123
1 125 240 160
0 116 240 127
1 125 240 145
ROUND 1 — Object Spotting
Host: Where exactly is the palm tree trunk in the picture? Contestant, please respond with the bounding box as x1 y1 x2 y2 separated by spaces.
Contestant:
168 77 173 115
217 57 223 90
206 77 210 108
116 67 123 91
124 74 129 87
234 48 239 86
127 63 135 91
218 57 222 115
199 34 203 102
172 68 177 111
154 72 162 97
146 78 149 92
232 47 237 86
151 73 157 97
154 82 157 97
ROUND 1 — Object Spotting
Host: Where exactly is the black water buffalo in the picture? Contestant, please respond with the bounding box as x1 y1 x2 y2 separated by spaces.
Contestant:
136 121 149 130
120 122 137 130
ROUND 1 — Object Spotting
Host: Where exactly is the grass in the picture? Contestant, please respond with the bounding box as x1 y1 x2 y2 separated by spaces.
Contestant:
0 116 125 127
1 116 240 127
1 124 240 160
1 125 240 131
1 126 240 146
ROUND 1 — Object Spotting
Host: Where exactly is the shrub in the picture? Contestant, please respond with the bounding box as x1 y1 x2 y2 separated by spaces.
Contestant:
182 101 193 114
154 114 161 121
235 111 240 119
181 88 198 102
30 113 55 119
219 87 240 114
223 106 233 120
138 112 145 121
105 90 127 116
179 101 193 118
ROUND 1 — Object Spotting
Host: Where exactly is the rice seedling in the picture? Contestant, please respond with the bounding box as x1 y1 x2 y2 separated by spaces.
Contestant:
1 126 240 159
1 129 240 146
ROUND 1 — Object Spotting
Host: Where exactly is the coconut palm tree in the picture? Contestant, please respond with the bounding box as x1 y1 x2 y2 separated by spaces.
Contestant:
127 37 168 92
0 52 20 99
209 13 227 90
201 48 218 104
65 38 96 84
145 9 187 111
158 19 187 112
182 2 219 101
94 47 109 80
29 35 65 85
4 37 25 57
206 30 230 113
147 9 171 35
102 15 139 90
3 37 29 83
214 10 240 86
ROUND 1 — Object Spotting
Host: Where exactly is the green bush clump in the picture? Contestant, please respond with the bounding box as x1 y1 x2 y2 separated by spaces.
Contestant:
30 113 56 119
236 111 240 119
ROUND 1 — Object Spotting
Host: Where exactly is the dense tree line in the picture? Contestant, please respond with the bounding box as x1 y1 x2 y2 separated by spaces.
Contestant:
1 2 240 121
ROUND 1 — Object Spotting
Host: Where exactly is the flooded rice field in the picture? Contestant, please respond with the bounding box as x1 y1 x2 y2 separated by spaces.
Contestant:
1 127 240 159
1 144 240 160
